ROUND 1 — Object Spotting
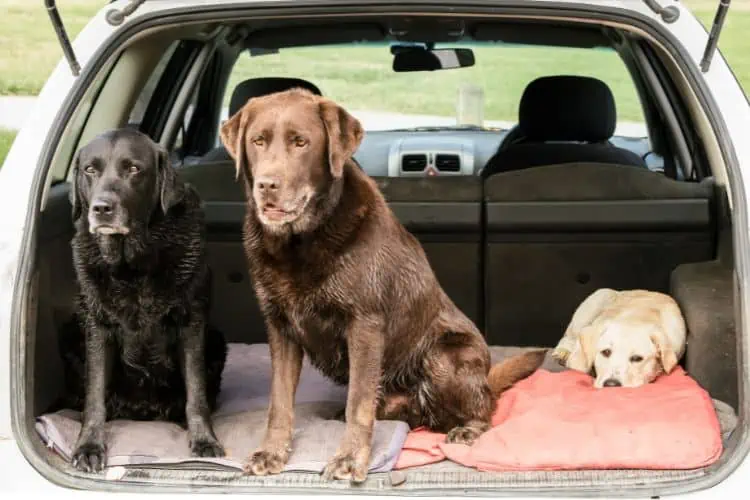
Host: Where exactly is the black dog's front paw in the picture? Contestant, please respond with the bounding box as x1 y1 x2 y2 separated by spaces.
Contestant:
71 440 107 473
190 436 225 458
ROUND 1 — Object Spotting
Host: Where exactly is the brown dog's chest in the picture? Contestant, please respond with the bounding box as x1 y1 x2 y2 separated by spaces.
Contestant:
263 280 353 385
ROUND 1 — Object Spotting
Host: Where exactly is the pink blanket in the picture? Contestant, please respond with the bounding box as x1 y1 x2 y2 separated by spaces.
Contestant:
395 367 723 472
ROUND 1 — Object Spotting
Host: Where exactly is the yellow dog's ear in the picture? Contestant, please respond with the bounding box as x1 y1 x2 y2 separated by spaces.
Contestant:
651 331 679 374
219 103 254 181
566 325 599 374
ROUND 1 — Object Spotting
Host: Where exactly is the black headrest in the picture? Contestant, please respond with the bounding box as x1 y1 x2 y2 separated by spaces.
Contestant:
228 77 322 116
518 76 616 143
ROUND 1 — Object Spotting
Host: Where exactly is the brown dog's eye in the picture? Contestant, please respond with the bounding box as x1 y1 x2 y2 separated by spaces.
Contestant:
293 136 308 148
630 355 644 363
129 164 140 174
601 349 612 358
252 137 265 147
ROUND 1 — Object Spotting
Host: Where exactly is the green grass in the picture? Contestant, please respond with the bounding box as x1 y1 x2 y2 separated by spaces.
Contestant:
0 0 101 95
0 0 746 122
693 9 750 95
0 129 18 167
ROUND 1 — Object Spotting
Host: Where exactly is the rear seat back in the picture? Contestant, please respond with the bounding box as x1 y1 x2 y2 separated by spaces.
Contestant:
373 177 483 325
483 162 715 347
179 163 484 342
178 161 260 344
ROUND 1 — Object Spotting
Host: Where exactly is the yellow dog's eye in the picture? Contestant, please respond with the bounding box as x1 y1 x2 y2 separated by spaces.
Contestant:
293 136 308 148
601 349 612 358
629 355 644 363
252 137 265 146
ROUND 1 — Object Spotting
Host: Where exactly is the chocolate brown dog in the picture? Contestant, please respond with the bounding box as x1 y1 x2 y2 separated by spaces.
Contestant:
220 89 545 483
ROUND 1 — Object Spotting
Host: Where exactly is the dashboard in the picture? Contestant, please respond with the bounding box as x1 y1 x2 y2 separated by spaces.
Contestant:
352 129 663 177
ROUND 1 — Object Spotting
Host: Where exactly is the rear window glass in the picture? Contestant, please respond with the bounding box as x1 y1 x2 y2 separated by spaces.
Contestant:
225 42 646 138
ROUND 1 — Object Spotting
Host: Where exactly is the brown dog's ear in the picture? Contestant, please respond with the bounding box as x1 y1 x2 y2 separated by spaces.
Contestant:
566 325 598 374
156 145 185 214
219 108 250 181
318 98 364 178
651 331 679 374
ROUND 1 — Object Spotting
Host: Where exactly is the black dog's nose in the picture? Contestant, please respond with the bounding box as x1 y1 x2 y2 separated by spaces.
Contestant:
91 199 114 216
603 378 622 387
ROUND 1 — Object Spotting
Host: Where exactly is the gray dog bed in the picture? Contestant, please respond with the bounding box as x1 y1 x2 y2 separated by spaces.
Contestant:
36 343 410 473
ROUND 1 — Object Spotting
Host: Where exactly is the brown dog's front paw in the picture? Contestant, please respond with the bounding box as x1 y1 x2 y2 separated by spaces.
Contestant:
445 425 483 445
322 453 368 483
243 449 288 476
191 436 225 458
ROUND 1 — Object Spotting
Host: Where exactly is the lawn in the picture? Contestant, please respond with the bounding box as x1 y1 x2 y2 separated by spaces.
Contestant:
693 8 750 91
0 0 102 95
0 129 17 167
0 0 747 122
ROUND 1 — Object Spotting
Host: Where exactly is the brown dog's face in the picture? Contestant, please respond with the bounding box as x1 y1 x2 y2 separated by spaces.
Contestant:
219 89 363 234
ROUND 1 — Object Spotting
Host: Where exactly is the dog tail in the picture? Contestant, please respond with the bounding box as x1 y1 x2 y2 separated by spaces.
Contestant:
487 349 548 398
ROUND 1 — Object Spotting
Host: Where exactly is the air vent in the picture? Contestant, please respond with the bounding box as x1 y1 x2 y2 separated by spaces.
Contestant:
435 154 461 172
401 154 427 172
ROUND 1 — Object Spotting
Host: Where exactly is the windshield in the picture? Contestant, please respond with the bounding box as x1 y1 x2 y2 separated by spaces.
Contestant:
227 42 647 137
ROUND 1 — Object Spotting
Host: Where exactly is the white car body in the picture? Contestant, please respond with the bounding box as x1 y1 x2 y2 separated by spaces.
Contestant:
0 0 748 497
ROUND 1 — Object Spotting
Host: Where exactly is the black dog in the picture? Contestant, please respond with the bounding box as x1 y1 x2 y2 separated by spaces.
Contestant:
61 128 226 473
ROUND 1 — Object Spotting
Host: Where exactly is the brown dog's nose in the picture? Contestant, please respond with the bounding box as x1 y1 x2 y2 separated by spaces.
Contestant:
602 378 622 387
256 177 280 193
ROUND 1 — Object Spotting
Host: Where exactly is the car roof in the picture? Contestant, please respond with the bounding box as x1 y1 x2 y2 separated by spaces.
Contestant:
123 0 662 16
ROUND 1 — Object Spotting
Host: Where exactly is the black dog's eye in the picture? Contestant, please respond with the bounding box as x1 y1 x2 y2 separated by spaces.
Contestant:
83 165 96 174
129 164 141 174
601 349 612 358
630 355 644 363
293 136 308 148
252 136 265 147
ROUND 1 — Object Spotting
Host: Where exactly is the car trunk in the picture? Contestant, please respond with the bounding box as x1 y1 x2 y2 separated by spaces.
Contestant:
23 158 742 493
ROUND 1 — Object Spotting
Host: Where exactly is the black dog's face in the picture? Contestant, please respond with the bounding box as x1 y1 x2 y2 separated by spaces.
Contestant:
71 129 183 235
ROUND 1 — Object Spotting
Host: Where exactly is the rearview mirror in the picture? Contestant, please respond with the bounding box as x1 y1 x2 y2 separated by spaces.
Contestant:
392 46 475 72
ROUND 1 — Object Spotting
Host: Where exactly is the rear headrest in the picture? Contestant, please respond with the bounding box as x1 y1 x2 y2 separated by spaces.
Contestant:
518 76 616 143
228 77 322 117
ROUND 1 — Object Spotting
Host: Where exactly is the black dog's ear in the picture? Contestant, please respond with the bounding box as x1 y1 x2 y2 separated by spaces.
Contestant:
156 145 185 214
69 152 83 221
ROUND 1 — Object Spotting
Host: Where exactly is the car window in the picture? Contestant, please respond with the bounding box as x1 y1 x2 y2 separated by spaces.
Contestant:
128 41 180 128
224 42 647 138
173 88 199 152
